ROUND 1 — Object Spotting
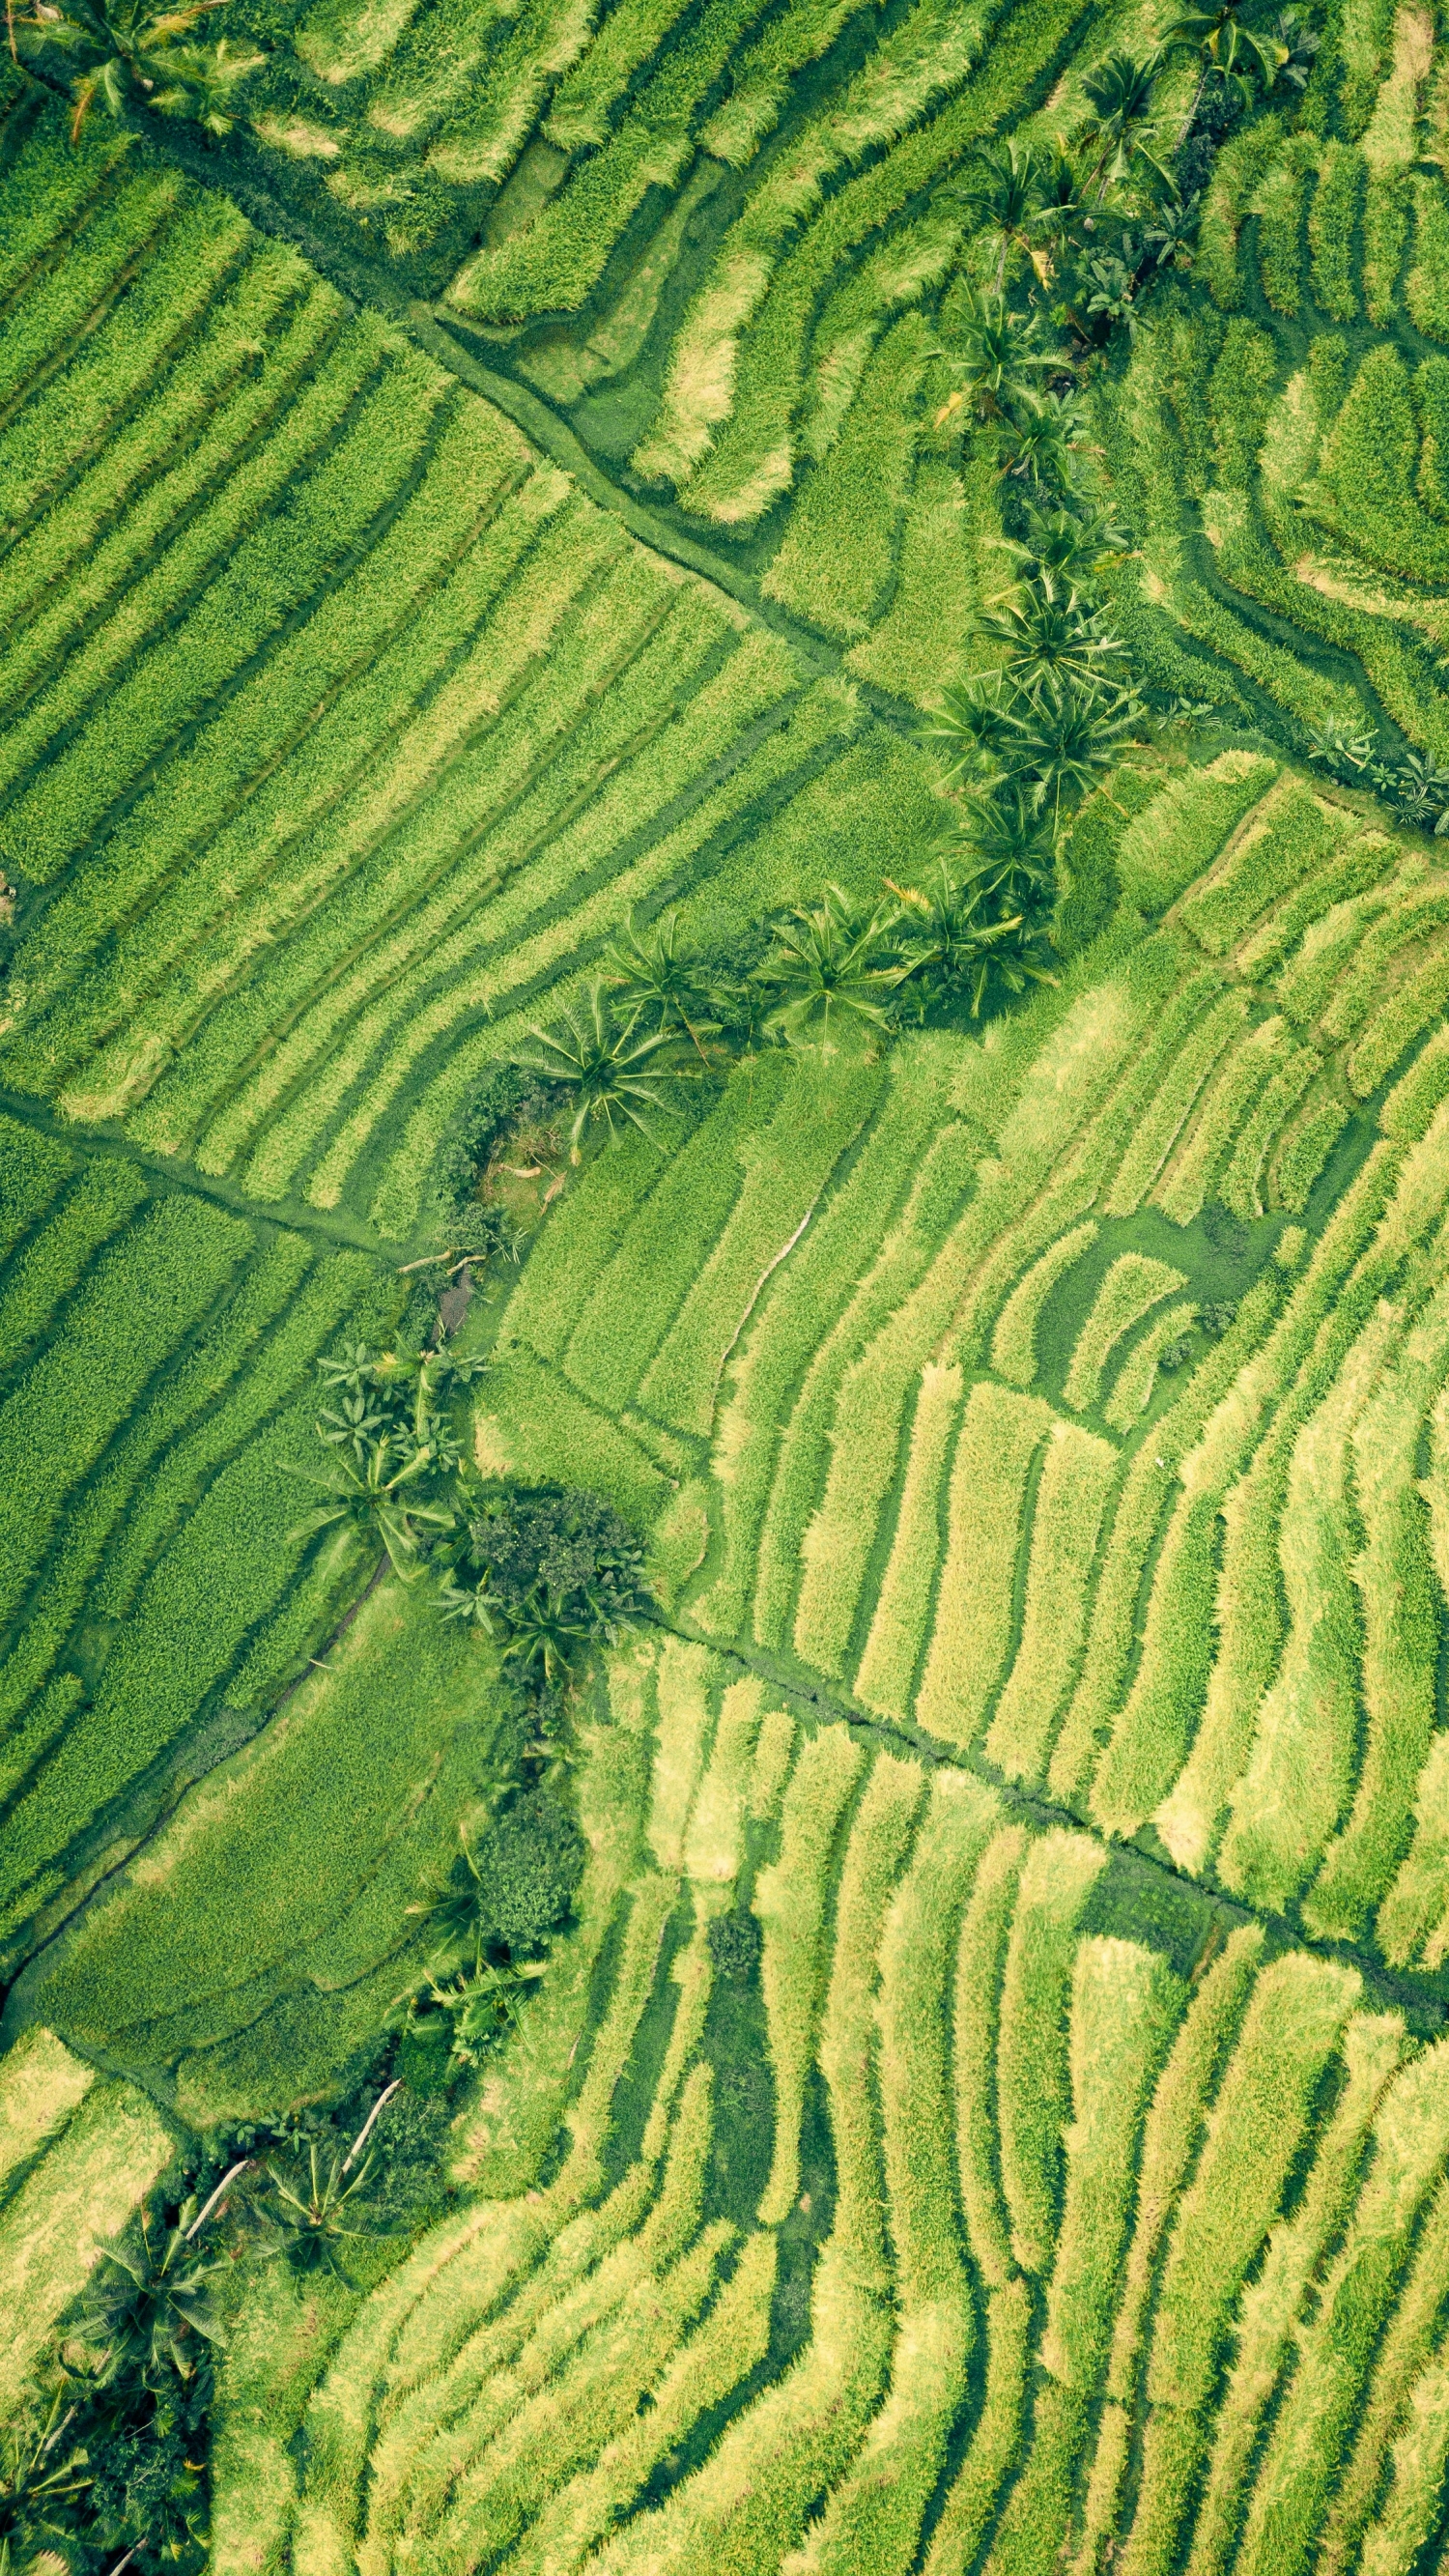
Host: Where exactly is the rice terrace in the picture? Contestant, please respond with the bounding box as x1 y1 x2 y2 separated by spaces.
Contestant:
13 0 1449 2559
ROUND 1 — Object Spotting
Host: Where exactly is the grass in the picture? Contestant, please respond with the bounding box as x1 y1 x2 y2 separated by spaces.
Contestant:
910 1383 1052 1749
0 2073 176 2416
14 7 1449 2565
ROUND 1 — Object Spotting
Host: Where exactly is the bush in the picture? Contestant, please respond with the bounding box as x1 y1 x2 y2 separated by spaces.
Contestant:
476 1789 586 1947
708 1907 763 1983
461 1482 648 1633
433 1066 563 1219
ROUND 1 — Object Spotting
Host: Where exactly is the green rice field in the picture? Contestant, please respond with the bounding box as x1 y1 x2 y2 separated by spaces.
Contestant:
7 0 1449 2557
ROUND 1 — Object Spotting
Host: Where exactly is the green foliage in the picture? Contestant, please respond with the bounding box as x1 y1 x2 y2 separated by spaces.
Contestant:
0 2391 93 2564
707 1907 763 1982
473 1789 587 1947
284 1435 455 1580
891 857 1059 1018
12 0 263 135
753 883 909 1053
80 2208 226 2389
259 2135 396 2279
442 1482 648 1687
513 984 695 1157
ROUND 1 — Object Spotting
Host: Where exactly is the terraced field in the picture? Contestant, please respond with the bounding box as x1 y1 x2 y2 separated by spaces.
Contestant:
9 0 1449 2563
483 744 1449 1975
0 80 937 1252
204 1640 1449 2576
1098 30 1449 758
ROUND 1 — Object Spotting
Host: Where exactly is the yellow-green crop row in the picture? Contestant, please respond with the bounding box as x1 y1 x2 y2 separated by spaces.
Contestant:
702 1036 962 1645
983 1422 1118 1788
1063 1255 1189 1415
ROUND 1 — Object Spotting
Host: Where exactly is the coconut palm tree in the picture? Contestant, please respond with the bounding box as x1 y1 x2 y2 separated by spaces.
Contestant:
935 290 1056 431
888 863 1059 1018
80 2214 226 2390
1033 146 1086 252
955 783 1062 917
998 496 1132 587
977 574 1127 695
599 910 726 1063
953 138 1053 288
0 2392 91 2564
754 883 910 1053
919 671 1025 791
1161 0 1316 139
1000 387 1084 485
511 983 689 1158
501 1584 596 1688
991 670 1150 824
1076 51 1166 197
8 0 261 137
261 2142 394 2281
284 1436 455 1581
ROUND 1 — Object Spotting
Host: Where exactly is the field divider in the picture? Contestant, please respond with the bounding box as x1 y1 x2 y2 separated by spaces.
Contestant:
0 1088 414 1262
198 648 816 1197
0 147 131 324
309 684 860 1216
639 1608 1449 2023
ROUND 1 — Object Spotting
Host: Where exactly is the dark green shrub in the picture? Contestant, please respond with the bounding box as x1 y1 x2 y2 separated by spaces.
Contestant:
707 1908 762 1983
477 1789 586 1947
434 1067 563 1217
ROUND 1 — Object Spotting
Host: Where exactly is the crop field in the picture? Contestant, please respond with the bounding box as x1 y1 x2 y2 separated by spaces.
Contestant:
483 744 1449 1978
201 1641 1449 2576
9 0 1449 2562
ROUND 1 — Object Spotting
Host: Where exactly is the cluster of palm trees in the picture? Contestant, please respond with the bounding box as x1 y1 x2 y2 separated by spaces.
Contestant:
938 0 1316 408
284 1338 649 1715
507 859 1065 1148
1305 722 1449 834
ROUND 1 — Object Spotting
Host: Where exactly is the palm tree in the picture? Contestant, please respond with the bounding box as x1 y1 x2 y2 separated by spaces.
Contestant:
1076 51 1166 197
919 671 1025 792
976 574 1127 693
80 2213 226 2390
1034 147 1086 253
0 2392 91 2562
953 138 1052 288
599 911 725 1063
8 0 261 136
935 290 1056 431
412 1953 544 2069
1000 388 1084 486
998 495 1132 587
316 1384 393 1468
1083 251 1149 338
888 863 1059 1018
1161 0 1314 139
261 2142 394 2281
754 883 909 1054
990 671 1150 825
501 1583 595 1687
955 783 1061 917
284 1436 455 1581
512 983 689 1159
